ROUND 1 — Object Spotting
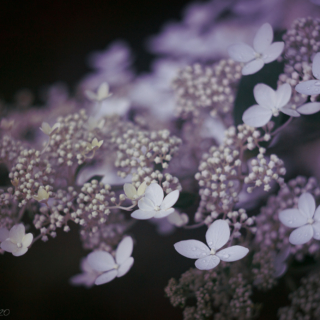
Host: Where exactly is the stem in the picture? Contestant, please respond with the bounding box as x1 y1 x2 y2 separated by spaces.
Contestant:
271 117 293 136
16 205 26 223
108 203 137 212
31 234 42 246
183 221 205 229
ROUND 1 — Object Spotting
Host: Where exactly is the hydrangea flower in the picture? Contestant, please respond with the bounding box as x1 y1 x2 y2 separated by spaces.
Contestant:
174 219 249 270
279 193 320 245
40 122 60 136
85 82 112 102
131 183 179 220
87 236 134 285
33 187 49 203
228 23 284 75
0 224 33 256
242 83 299 127
124 181 147 200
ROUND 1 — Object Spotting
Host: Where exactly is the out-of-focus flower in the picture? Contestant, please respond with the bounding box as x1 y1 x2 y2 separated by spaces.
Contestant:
228 23 284 75
0 224 33 256
11 178 19 188
0 119 14 130
69 257 100 288
85 116 105 131
167 211 189 227
131 183 179 220
242 83 299 127
279 192 320 245
273 245 291 278
174 219 249 270
40 122 60 136
85 82 112 102
85 138 103 154
87 236 134 285
33 187 49 203
124 182 147 200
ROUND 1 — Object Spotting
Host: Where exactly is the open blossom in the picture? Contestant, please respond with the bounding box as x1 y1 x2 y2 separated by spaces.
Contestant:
242 83 299 128
0 224 33 256
228 23 284 75
124 181 147 200
33 187 49 203
87 236 134 285
40 122 60 136
131 183 179 220
279 193 320 245
85 138 104 153
174 219 249 270
85 82 112 102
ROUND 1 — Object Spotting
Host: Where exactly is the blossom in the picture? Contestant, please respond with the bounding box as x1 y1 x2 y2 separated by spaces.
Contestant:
174 219 249 270
124 181 147 200
228 23 284 75
40 122 60 136
87 236 134 285
85 82 112 102
69 257 100 288
0 224 33 256
33 187 49 203
167 211 189 227
85 138 104 153
85 116 105 131
279 192 320 245
242 83 299 128
131 183 179 220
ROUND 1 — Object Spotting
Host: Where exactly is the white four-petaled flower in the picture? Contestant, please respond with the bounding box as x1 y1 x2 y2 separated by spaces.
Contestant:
124 181 147 200
174 219 249 270
85 82 112 102
228 23 284 75
0 224 33 256
279 192 320 245
131 183 179 220
242 83 299 128
87 236 134 285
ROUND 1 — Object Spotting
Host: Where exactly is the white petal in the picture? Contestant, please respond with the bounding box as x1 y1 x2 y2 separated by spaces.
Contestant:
242 105 273 127
144 183 164 206
195 255 220 270
85 90 97 101
274 262 287 278
289 225 313 245
97 82 109 100
137 181 147 196
242 59 264 75
154 208 175 219
295 80 320 95
131 209 155 220
95 270 117 285
9 224 25 242
22 233 33 248
87 251 115 272
277 245 291 263
206 219 230 250
69 273 96 288
81 257 94 273
312 222 320 240
279 209 308 228
312 52 320 79
40 122 52 135
253 23 273 53
116 236 133 265
297 102 320 115
216 245 249 262
262 42 284 63
254 83 277 109
0 228 9 242
298 193 315 219
280 108 300 117
161 190 179 210
124 183 136 199
1 240 17 253
276 83 292 108
174 240 210 259
12 247 28 257
314 205 320 222
228 43 255 62
117 257 134 277
138 197 155 211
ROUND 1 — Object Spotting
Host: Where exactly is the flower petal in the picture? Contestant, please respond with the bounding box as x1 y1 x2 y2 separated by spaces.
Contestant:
138 197 155 211
314 205 320 222
280 108 300 117
9 224 25 243
0 228 9 242
289 225 313 245
276 83 292 108
137 181 147 196
279 208 308 228
274 262 287 278
195 255 220 270
69 273 96 288
262 42 284 63
95 270 118 285
297 102 320 115
242 59 264 75
254 83 277 109
295 80 320 96
144 183 164 206
298 193 315 219
124 183 137 199
22 233 33 248
312 222 320 240
87 251 115 272
161 190 179 210
131 209 155 220
312 52 320 79
253 23 273 53
116 236 133 265
242 105 273 127
216 245 249 262
12 247 28 257
206 219 230 250
97 82 109 100
85 90 97 101
117 257 134 277
1 240 17 253
228 43 255 62
174 240 210 259
154 208 175 219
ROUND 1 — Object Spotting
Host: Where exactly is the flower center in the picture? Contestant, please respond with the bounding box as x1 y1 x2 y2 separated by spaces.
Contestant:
308 218 314 224
255 52 261 59
272 108 279 117
210 248 216 255
16 242 22 248
113 264 119 270
154 205 160 211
